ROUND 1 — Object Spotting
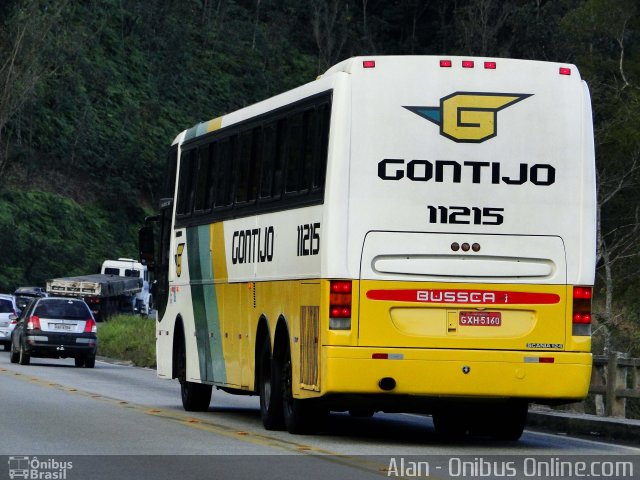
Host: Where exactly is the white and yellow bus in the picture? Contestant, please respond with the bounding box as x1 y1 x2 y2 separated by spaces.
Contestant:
144 56 596 440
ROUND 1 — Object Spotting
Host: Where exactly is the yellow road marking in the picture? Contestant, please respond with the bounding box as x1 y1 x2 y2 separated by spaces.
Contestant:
0 367 409 478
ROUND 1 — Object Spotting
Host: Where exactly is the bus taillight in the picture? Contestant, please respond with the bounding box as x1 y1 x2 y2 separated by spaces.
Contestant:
329 280 352 330
572 286 592 336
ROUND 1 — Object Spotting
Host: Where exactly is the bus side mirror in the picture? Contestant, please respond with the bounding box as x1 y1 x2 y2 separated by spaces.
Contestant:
139 225 155 271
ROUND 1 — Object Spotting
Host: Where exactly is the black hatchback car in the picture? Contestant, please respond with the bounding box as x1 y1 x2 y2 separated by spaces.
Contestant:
10 297 97 368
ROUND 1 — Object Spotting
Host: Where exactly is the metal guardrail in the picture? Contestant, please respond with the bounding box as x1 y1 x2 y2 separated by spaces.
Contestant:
590 354 640 418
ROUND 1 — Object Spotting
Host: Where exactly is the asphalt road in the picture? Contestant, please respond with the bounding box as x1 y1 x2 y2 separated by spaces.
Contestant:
0 352 638 480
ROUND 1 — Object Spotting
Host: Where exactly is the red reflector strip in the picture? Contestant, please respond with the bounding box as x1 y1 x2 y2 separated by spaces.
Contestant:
366 289 560 305
440 59 452 67
525 356 556 363
462 60 474 68
372 353 404 360
484 61 496 69
559 67 571 75
363 60 376 68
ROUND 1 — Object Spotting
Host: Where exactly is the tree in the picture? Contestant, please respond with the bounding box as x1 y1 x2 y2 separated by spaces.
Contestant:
562 0 640 354
0 0 67 177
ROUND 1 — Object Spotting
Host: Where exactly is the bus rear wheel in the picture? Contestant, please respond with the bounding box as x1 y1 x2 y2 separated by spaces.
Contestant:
433 400 528 441
487 400 528 441
259 336 285 430
281 342 323 434
432 408 467 440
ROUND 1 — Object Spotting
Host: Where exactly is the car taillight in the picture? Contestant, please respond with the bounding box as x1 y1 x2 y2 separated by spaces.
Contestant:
84 319 97 333
572 286 592 336
27 315 41 330
329 281 352 330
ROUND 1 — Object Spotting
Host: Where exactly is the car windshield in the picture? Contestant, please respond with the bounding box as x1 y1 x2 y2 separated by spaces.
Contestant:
0 299 13 313
34 300 89 320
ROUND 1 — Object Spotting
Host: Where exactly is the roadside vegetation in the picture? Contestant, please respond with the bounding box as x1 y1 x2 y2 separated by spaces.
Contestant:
97 315 156 368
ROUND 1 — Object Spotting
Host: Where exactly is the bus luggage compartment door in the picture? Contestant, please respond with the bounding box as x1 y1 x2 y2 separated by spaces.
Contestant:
358 231 567 351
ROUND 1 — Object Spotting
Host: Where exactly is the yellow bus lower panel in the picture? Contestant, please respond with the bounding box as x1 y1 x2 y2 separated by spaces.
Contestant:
323 347 591 401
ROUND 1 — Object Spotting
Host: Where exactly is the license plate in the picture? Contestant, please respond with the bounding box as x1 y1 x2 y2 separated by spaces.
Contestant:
52 323 74 331
0 322 8 327
459 311 502 326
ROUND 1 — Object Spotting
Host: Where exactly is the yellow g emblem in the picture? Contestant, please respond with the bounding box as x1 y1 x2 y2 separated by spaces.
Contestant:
405 92 532 143
175 243 185 277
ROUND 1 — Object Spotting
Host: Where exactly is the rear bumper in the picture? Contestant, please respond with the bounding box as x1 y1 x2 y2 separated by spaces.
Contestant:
322 347 591 402
25 334 97 358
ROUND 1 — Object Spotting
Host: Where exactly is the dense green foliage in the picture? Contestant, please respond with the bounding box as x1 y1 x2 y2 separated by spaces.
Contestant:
0 0 639 355
97 314 156 368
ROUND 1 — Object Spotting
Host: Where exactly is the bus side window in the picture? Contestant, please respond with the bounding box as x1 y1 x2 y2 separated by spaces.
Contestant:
299 107 316 193
194 144 212 213
260 120 285 202
285 112 304 194
206 142 217 210
273 119 286 198
314 102 331 191
176 149 196 217
215 135 237 209
236 127 261 206
260 122 276 199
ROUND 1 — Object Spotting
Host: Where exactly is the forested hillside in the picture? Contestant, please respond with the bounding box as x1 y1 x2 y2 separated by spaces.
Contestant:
0 0 638 355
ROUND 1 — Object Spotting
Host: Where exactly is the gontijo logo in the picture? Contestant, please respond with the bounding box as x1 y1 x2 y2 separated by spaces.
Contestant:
404 92 532 143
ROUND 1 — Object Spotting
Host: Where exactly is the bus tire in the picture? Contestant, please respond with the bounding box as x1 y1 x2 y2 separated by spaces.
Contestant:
432 407 467 440
281 342 321 434
349 409 374 418
491 400 528 441
175 323 212 412
259 337 285 430
181 380 212 412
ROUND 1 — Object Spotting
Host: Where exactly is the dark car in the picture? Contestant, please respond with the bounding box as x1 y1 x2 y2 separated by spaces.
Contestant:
13 286 48 311
10 297 97 368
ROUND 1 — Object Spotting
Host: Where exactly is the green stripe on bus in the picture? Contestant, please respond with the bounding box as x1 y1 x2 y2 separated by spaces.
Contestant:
187 225 227 384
